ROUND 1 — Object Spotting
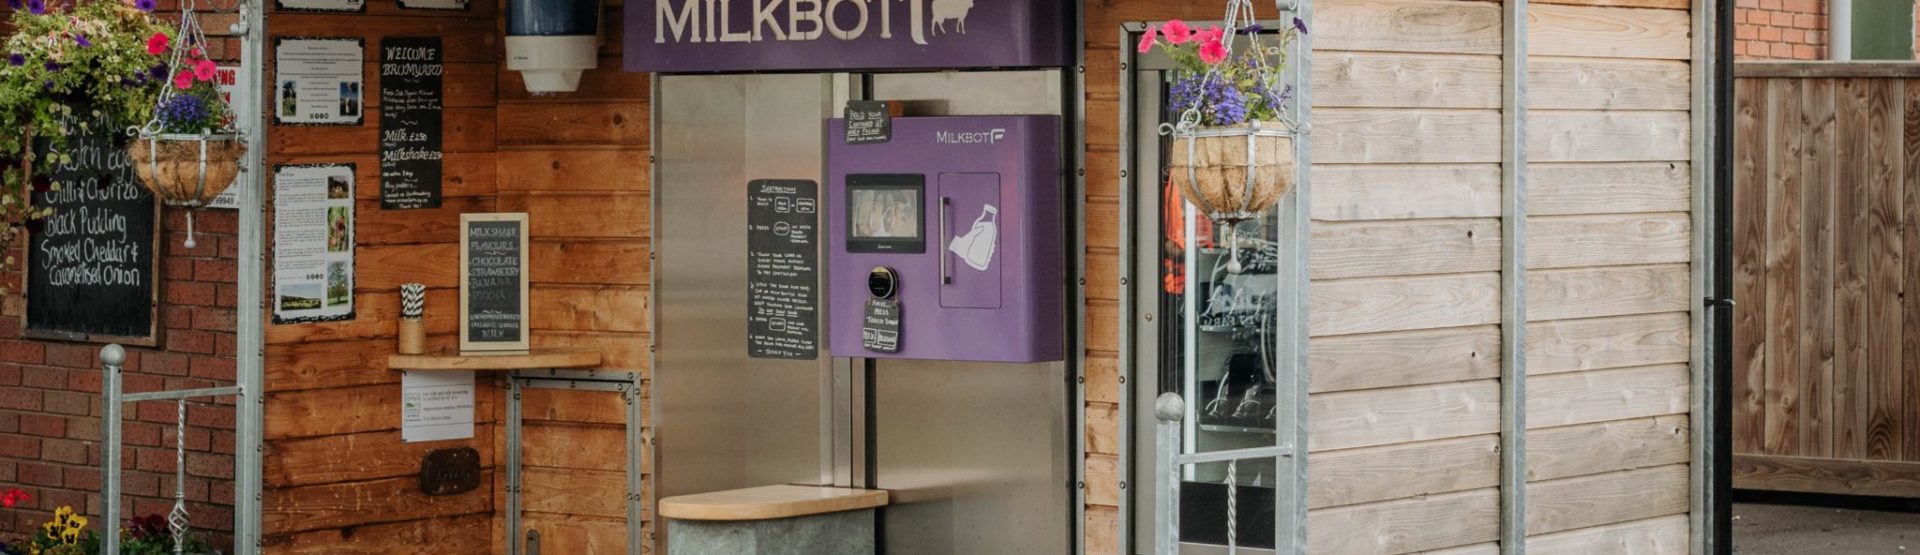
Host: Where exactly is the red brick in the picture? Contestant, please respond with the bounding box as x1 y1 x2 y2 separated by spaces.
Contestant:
167 330 216 355
215 283 239 308
1759 0 1781 9
0 340 44 364
166 232 218 258
0 434 41 458
1771 41 1794 57
215 334 236 356
22 366 65 390
121 471 159 497
66 418 100 442
186 452 233 479
1794 44 1819 59
1784 0 1816 12
1758 26 1783 41
1795 14 1822 29
17 462 59 487
164 281 216 306
165 258 195 281
41 438 87 465
194 259 237 284
134 447 175 473
0 412 17 433
193 307 237 332
66 370 100 394
140 351 191 377
187 405 235 430
19 414 65 438
0 364 19 386
1783 29 1803 43
0 388 41 411
60 466 99 490
189 356 236 381
1749 10 1771 24
162 305 195 330
41 390 91 417
42 344 95 369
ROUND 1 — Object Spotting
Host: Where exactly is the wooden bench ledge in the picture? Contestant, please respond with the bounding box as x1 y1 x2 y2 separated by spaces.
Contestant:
659 485 889 521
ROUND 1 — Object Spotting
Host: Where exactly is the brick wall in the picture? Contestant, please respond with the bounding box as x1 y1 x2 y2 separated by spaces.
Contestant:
0 206 239 549
1737 0 1828 59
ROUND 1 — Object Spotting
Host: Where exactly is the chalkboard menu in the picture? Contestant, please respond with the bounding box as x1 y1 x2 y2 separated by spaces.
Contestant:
746 180 818 360
26 113 160 344
460 213 527 352
844 101 893 145
379 37 443 210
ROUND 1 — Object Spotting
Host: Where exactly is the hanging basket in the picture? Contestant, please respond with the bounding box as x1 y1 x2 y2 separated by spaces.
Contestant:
1168 122 1296 224
127 133 245 207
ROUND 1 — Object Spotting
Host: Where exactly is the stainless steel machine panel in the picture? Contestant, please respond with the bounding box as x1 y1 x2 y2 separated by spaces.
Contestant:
868 70 1073 555
655 73 834 510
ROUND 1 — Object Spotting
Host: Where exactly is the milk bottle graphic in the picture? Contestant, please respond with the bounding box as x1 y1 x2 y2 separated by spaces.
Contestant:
949 205 998 271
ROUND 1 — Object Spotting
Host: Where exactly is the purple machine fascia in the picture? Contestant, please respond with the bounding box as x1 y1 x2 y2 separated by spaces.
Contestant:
827 115 1065 363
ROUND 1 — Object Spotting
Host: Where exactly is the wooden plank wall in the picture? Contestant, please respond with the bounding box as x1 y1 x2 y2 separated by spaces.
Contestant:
1088 0 1695 553
1731 63 1920 499
491 0 651 549
260 3 504 553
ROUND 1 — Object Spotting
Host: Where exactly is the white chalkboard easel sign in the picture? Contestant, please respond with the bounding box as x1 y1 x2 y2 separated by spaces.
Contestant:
459 213 529 353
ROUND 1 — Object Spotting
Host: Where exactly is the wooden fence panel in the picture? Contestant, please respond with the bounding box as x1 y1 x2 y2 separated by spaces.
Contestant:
1733 64 1920 497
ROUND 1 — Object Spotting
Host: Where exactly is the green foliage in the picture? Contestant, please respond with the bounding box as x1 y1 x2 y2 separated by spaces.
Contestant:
0 0 173 276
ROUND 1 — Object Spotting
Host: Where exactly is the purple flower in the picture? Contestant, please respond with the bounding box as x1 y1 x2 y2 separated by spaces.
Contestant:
149 63 168 79
1291 17 1308 34
157 92 212 130
43 61 60 71
74 35 90 48
4 0 18 10
26 0 44 14
1238 23 1263 35
6 54 22 67
135 0 155 10
41 80 53 91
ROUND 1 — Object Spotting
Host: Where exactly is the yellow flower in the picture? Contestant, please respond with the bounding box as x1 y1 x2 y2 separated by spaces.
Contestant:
66 515 85 530
58 527 78 544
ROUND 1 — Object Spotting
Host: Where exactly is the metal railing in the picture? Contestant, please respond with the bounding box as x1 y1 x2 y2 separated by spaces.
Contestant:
1153 392 1294 555
100 344 244 555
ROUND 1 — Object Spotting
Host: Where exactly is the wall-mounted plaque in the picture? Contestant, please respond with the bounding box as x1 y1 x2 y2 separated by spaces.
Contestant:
379 37 444 210
746 179 819 360
460 213 529 352
398 0 469 10
419 447 482 495
274 37 365 126
26 112 160 345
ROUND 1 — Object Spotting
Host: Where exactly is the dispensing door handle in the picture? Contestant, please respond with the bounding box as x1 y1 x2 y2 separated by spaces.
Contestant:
940 196 952 285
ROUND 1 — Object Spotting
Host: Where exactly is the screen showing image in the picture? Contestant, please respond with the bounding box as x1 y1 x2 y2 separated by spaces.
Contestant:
850 187 921 240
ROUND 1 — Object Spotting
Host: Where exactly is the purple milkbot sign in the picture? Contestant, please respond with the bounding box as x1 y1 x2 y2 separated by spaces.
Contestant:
624 0 1068 73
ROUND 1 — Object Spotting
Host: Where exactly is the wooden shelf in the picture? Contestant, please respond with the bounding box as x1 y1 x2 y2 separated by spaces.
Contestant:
659 485 889 521
388 349 603 371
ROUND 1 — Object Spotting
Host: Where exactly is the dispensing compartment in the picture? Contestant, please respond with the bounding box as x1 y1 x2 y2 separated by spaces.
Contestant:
937 172 1002 309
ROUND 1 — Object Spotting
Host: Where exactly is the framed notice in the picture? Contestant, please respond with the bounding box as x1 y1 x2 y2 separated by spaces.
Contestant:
271 164 357 324
460 213 528 352
274 38 365 126
25 112 160 345
275 0 365 13
379 37 444 210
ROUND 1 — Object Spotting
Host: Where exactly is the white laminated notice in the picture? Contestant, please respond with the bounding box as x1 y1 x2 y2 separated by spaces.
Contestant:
402 370 475 442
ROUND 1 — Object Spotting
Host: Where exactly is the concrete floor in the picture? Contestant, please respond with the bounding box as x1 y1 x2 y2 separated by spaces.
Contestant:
1735 503 1920 554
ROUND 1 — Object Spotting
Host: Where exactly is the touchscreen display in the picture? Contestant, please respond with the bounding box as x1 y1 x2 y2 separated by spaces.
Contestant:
850 187 921 239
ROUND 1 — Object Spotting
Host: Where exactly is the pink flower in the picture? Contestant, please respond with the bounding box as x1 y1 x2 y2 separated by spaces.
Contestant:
1198 36 1228 64
1161 19 1193 44
193 59 217 81
147 33 169 56
1197 26 1225 45
1137 26 1157 53
173 69 193 90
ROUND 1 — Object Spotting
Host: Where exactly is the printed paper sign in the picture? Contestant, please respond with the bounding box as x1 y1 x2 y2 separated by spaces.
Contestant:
402 370 475 442
274 38 365 126
271 164 356 324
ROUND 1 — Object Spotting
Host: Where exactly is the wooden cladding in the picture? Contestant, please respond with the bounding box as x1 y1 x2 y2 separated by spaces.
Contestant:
1731 70 1920 497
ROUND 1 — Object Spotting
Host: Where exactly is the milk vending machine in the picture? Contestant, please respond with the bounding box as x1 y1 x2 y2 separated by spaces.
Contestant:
826 115 1065 363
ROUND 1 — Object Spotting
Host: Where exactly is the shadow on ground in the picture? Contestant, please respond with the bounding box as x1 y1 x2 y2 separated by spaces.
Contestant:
1735 502 1918 554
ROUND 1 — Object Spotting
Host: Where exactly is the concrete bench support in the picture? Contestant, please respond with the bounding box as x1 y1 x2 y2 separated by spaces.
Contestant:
660 485 889 555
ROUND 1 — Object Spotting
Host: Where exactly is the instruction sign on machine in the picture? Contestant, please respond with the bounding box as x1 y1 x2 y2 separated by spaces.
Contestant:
747 179 820 360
